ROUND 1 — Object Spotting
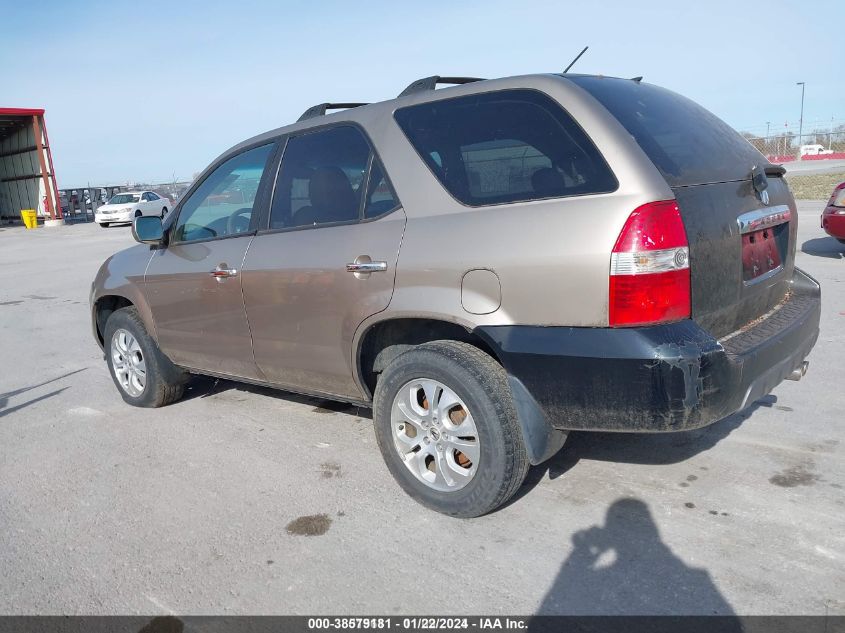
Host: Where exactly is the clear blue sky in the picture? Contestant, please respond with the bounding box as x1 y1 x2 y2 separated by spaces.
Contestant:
2 0 843 186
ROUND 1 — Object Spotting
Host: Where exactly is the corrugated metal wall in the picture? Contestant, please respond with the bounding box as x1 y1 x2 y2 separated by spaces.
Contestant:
0 123 42 219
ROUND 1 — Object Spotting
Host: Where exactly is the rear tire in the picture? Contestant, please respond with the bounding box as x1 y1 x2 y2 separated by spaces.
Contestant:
104 306 188 407
373 340 529 518
161 207 168 218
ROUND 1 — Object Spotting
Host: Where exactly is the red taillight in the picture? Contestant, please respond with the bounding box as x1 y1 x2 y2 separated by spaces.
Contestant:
609 200 691 327
829 182 845 208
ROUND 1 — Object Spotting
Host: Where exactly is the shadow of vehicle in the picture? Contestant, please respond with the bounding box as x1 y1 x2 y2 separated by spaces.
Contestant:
512 396 775 505
180 374 373 419
532 498 740 623
0 368 86 419
801 236 844 259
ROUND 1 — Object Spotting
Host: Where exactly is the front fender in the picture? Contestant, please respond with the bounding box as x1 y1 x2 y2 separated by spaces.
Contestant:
90 245 156 349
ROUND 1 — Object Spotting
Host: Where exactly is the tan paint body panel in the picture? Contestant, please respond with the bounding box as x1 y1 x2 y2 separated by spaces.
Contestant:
90 245 157 342
242 210 406 400
144 236 262 379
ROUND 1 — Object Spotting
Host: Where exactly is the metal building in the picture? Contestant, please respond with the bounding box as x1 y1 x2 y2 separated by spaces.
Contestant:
0 108 61 222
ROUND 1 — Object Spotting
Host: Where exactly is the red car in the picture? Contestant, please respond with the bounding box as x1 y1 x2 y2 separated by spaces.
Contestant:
822 182 845 243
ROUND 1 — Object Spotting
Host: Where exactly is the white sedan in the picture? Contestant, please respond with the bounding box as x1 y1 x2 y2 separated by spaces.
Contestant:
94 191 170 227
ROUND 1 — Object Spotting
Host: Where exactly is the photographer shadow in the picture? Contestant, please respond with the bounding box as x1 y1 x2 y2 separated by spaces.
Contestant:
535 497 739 624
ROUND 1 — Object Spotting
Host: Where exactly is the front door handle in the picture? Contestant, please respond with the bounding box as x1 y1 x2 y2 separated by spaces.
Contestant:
346 261 388 273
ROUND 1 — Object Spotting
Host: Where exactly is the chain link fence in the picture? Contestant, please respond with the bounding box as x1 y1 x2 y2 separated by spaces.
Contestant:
745 132 845 163
60 181 192 223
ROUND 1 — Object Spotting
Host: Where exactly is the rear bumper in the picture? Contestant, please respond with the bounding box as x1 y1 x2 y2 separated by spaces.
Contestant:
476 267 819 451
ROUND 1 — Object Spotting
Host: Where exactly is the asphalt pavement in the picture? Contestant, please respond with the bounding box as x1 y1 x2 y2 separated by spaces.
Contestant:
782 159 845 176
0 201 843 615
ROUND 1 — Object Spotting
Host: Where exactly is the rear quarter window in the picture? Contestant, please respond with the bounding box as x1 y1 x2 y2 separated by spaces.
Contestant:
567 76 765 187
394 89 617 206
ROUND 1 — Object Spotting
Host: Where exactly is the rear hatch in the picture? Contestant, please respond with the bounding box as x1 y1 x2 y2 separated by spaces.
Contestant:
568 76 797 338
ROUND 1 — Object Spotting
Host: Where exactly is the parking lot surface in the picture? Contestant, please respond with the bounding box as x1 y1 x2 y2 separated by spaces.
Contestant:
1 202 843 615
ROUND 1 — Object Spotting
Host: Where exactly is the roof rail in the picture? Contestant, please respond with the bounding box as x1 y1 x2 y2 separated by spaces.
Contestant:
297 102 369 122
398 76 485 98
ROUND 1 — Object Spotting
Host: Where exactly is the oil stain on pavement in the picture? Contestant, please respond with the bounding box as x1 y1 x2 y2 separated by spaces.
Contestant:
286 514 332 536
769 462 820 487
320 462 342 478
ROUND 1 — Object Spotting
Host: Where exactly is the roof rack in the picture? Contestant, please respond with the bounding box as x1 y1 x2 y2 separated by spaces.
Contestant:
398 76 485 98
297 102 369 122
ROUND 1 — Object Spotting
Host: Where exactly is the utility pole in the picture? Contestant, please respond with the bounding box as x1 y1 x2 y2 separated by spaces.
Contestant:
796 82 805 154
766 121 771 154
831 116 835 151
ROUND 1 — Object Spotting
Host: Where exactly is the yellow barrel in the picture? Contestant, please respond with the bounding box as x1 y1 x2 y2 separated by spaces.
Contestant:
21 209 38 229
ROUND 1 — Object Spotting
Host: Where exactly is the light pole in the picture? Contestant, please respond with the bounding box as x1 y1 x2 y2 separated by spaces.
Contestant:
766 121 771 153
796 82 805 153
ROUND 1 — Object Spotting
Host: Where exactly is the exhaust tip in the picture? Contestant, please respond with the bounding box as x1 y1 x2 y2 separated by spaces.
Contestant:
785 361 809 381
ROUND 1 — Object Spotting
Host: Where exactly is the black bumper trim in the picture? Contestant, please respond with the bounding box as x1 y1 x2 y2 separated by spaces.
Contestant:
476 268 820 435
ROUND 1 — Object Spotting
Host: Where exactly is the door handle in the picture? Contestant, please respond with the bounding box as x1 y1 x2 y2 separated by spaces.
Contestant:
210 265 238 279
346 261 388 273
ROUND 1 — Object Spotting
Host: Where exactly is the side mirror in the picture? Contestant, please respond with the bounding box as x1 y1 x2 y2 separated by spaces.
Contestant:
132 216 164 245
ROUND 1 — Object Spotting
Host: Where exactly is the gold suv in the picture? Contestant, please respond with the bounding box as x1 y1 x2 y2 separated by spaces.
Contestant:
91 74 820 516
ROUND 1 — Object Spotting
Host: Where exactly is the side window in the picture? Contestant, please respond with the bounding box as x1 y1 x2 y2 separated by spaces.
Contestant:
148 192 160 201
141 193 151 201
364 159 399 218
173 143 274 243
393 89 617 206
270 126 371 229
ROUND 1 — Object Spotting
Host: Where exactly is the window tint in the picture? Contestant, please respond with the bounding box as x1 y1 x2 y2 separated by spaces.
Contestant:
141 193 150 201
148 192 159 201
394 89 616 206
567 76 764 187
173 143 274 242
271 126 371 229
364 159 399 218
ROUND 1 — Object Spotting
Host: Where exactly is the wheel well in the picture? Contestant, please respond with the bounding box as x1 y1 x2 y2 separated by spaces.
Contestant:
95 295 133 345
357 318 501 399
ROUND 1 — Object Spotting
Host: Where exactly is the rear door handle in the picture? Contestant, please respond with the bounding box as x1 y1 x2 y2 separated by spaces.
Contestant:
210 265 238 279
346 261 388 273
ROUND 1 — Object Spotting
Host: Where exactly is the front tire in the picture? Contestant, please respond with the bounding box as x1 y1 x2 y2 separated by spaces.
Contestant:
104 307 188 407
373 340 529 518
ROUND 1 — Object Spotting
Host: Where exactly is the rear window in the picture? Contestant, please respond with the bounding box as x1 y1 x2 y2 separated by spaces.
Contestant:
394 89 617 206
568 76 764 187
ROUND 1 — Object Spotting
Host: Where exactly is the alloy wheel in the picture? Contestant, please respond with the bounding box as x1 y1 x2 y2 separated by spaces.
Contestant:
390 379 480 491
110 328 146 397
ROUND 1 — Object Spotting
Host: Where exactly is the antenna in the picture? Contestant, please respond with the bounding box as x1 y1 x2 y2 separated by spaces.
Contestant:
562 46 588 73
